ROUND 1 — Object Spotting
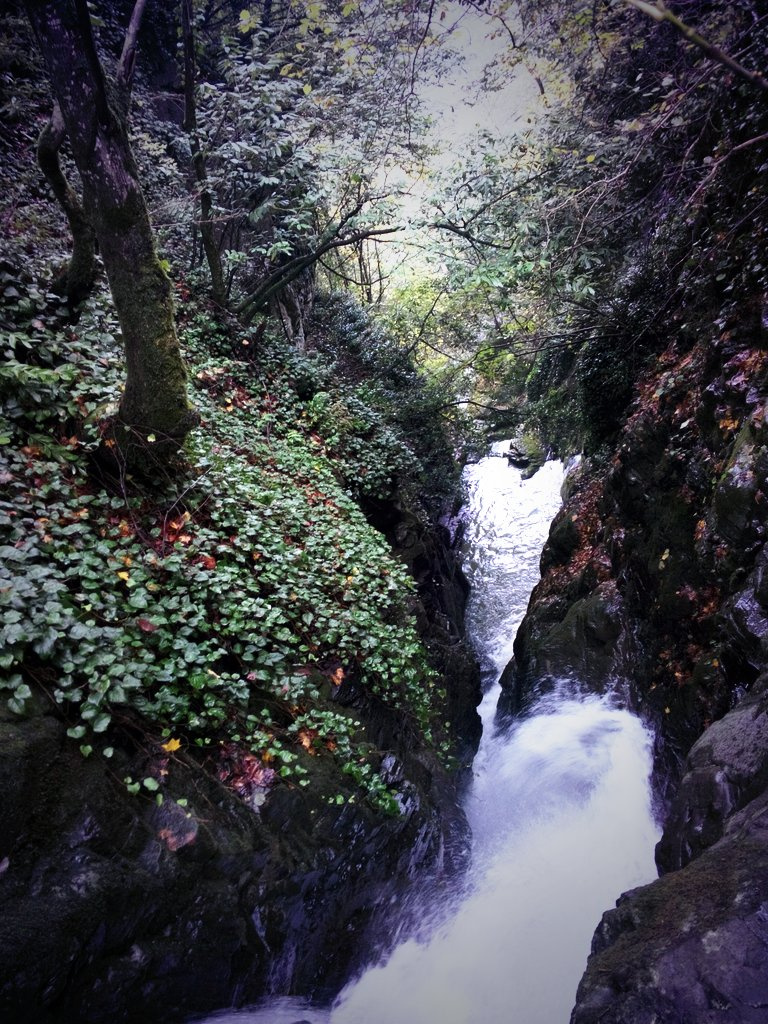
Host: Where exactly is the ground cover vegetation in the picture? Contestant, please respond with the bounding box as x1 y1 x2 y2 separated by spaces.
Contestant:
0 0 471 818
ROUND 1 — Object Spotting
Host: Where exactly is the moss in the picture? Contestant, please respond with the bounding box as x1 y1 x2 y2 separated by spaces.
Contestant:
110 254 194 442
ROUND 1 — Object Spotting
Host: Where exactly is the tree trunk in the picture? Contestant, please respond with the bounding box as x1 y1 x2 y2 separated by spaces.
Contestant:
36 102 98 306
181 0 227 307
24 0 196 449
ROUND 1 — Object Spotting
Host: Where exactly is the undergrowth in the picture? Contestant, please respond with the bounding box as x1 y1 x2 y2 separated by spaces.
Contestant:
0 273 454 816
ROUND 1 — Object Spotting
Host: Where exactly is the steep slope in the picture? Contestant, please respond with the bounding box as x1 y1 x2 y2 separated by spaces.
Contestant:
0 14 481 1019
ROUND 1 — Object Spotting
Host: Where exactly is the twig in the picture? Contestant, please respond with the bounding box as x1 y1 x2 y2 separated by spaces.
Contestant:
688 132 768 206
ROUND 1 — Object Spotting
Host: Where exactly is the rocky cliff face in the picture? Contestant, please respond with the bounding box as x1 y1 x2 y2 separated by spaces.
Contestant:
499 299 768 1019
0 703 463 1024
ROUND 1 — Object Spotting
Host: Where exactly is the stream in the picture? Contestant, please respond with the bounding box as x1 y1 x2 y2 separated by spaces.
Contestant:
200 443 660 1024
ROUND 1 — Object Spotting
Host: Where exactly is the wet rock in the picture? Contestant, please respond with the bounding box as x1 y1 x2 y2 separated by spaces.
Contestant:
533 585 624 682
498 582 627 718
656 675 768 872
711 434 766 568
572 792 768 1024
719 548 768 680
361 494 482 764
540 510 580 572
0 701 470 1023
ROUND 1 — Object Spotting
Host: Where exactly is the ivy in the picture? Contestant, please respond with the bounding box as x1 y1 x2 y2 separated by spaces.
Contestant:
0 282 449 815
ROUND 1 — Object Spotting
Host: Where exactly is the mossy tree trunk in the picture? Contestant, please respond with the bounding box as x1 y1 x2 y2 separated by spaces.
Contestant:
24 0 196 451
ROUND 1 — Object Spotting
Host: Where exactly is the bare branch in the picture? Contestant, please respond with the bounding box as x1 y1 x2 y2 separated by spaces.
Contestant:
625 0 768 92
234 225 403 318
688 132 768 206
432 220 513 250
118 0 148 93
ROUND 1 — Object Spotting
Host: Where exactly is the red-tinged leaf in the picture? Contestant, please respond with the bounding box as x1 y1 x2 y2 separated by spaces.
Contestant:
137 618 158 633
298 728 317 753
158 826 197 851
200 554 216 570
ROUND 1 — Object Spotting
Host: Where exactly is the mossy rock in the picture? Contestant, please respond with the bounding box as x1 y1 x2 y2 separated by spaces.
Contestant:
541 510 581 572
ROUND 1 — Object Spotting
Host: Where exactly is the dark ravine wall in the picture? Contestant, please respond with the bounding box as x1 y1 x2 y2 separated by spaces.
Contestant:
499 301 768 1019
0 521 480 1024
362 493 483 768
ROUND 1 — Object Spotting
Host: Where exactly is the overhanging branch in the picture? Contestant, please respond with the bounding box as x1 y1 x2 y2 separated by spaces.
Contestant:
234 224 402 318
432 220 512 250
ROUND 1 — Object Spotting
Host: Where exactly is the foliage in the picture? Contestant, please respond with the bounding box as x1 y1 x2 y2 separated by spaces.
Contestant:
0 274 453 815
152 0 459 315
306 292 467 505
411 0 768 454
11 0 766 820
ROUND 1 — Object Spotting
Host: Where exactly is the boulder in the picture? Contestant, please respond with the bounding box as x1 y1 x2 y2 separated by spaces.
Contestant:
572 788 768 1024
498 582 628 718
656 675 768 872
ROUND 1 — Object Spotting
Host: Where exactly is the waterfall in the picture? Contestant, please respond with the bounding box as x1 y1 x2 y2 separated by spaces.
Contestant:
198 445 660 1024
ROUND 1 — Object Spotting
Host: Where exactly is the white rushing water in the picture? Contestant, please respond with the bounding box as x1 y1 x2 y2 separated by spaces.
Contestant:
201 444 660 1024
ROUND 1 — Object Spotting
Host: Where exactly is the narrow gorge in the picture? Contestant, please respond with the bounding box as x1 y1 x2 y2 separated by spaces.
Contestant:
3 1 768 1021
